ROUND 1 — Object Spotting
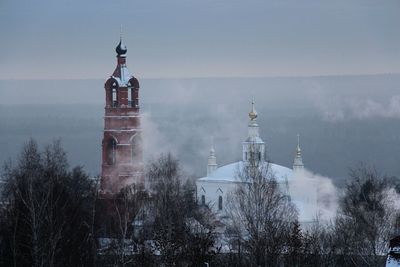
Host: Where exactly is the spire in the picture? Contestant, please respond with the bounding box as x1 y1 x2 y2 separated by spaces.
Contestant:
293 134 304 171
112 27 132 85
210 136 215 155
207 136 218 176
246 99 261 141
243 99 265 163
115 25 127 56
296 134 301 154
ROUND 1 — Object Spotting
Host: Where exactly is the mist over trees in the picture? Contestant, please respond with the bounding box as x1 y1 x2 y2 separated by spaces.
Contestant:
0 140 399 266
0 141 219 266
2 74 400 185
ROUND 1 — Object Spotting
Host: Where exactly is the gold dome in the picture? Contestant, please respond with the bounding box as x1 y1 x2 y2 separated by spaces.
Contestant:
249 99 257 120
249 110 257 120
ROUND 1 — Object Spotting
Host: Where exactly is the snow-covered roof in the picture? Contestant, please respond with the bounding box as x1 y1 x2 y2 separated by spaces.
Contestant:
112 64 131 86
197 161 292 184
386 256 400 267
244 136 264 143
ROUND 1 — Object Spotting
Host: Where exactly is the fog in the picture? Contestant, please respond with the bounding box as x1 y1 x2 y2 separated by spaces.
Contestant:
291 169 338 221
1 74 400 186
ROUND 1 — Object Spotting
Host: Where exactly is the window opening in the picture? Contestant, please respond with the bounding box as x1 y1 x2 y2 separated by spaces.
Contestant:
128 83 133 107
112 88 118 107
218 196 223 210
107 138 117 165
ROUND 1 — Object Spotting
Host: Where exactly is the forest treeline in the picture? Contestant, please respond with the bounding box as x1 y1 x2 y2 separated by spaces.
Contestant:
0 139 399 266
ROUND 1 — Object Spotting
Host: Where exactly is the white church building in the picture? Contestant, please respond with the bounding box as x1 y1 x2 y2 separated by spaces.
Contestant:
196 101 319 225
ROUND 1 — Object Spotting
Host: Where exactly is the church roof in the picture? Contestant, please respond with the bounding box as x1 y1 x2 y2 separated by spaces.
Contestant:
198 161 293 184
244 136 264 143
111 65 131 86
111 56 133 86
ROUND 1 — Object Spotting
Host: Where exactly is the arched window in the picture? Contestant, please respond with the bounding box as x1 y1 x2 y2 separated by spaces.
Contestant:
106 138 117 165
127 83 133 107
128 88 132 107
218 196 223 210
201 195 205 205
135 89 139 107
128 78 139 108
112 88 118 107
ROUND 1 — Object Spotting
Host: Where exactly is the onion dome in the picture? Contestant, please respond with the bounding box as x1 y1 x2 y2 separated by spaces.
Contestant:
296 144 302 156
116 38 127 56
249 99 258 121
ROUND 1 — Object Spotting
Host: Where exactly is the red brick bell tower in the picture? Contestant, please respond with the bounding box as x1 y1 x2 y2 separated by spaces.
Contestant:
101 37 143 194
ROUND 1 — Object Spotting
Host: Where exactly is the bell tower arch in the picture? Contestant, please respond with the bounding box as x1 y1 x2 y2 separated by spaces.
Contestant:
101 36 143 194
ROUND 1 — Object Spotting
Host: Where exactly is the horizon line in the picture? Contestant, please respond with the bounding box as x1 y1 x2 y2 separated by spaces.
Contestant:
1 72 400 81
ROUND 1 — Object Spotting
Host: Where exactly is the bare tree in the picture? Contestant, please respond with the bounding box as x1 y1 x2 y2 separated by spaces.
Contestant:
184 205 220 266
300 217 336 267
147 153 218 266
106 185 147 266
147 153 184 265
0 139 96 267
332 165 398 266
226 145 298 267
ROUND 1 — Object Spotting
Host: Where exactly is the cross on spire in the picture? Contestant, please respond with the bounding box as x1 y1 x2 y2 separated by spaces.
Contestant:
297 134 300 148
293 133 304 171
207 136 218 176
115 26 127 56
249 97 258 121
210 136 215 154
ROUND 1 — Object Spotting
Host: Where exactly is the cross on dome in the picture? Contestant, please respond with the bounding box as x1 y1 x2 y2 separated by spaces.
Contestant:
249 97 258 121
296 134 302 155
210 136 215 155
116 25 127 56
207 136 218 176
293 133 304 170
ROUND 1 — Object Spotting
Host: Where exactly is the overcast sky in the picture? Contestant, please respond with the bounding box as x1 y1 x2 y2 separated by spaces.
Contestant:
0 0 399 79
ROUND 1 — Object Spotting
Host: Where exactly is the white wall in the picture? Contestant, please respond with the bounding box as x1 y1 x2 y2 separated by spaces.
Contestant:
196 180 238 214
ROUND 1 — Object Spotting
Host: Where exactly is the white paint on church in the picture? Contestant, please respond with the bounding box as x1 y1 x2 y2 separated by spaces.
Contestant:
196 100 318 225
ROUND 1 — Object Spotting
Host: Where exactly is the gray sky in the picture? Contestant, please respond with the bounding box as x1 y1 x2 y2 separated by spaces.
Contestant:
0 0 399 79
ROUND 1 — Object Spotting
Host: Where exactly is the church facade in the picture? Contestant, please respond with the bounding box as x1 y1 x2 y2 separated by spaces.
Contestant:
196 101 318 225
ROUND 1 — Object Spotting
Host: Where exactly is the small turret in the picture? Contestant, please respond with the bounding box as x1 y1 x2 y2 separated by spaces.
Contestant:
242 99 265 163
207 137 218 176
293 134 304 171
111 29 133 86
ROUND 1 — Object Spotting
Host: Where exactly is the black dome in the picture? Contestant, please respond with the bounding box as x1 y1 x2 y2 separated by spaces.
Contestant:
115 39 127 55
